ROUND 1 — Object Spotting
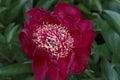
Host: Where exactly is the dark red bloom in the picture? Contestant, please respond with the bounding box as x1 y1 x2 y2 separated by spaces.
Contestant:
19 2 95 80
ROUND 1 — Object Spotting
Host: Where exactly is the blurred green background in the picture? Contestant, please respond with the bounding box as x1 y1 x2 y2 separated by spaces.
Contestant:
0 0 120 80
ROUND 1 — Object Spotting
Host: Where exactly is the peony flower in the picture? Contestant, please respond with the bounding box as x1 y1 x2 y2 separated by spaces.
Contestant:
19 2 95 80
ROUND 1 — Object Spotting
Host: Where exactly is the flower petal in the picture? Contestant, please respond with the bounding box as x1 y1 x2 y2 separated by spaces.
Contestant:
70 30 81 47
27 8 50 19
25 15 62 33
72 47 91 74
59 59 69 80
48 56 72 80
32 48 48 80
47 53 74 80
77 20 94 32
24 19 43 32
80 30 95 48
53 2 82 22
62 16 75 30
18 29 34 58
71 30 95 73
47 65 60 80
58 52 75 80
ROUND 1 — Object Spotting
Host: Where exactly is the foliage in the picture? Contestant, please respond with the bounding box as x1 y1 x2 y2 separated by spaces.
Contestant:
0 0 120 80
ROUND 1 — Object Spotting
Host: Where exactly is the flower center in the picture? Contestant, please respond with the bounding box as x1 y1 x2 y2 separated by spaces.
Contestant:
32 23 74 59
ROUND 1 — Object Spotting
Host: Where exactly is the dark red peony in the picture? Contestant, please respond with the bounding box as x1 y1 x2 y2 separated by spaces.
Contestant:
19 2 95 80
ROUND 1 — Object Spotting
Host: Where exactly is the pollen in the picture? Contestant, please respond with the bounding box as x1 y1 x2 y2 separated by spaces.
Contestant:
32 22 74 59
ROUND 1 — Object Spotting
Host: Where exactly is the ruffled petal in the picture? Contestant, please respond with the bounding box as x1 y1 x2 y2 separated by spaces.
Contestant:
59 59 69 80
80 30 95 48
71 30 95 74
27 8 50 19
24 15 62 34
63 16 75 30
70 29 82 48
53 2 82 22
47 52 75 80
71 29 95 49
32 48 48 80
71 47 91 74
58 52 75 80
47 65 60 80
18 29 34 58
47 54 74 80
24 19 43 32
77 20 94 32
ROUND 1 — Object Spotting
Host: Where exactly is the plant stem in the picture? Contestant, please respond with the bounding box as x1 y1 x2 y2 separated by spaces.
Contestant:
0 52 12 63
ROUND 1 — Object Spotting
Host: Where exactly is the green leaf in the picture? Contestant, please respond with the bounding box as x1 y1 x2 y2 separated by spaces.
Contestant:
5 23 15 35
58 0 73 4
25 76 34 80
5 24 19 43
104 10 120 36
94 0 102 13
68 74 78 80
112 53 120 67
0 0 11 6
0 7 7 13
23 0 33 19
84 70 96 80
77 3 90 14
108 1 120 13
0 23 4 28
101 59 119 80
12 44 29 62
7 0 27 22
0 34 6 44
0 63 32 76
35 0 55 10
97 18 120 54
97 18 120 67
92 44 111 60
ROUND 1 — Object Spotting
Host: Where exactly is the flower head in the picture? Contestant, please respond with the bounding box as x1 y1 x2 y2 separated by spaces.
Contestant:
32 23 74 59
19 2 95 80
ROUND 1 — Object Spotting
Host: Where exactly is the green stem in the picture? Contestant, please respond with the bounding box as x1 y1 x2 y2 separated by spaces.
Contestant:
85 70 96 80
0 52 12 63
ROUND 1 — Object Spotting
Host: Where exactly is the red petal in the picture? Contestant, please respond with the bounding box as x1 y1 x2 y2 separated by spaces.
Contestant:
27 8 50 19
42 15 61 25
59 59 69 80
77 20 94 32
72 47 91 74
24 19 43 32
63 16 74 30
67 51 75 71
47 65 60 80
18 29 34 58
80 30 95 48
69 28 82 48
27 8 61 25
71 30 95 73
47 53 74 80
53 2 82 22
32 48 48 80
58 52 75 80
24 16 62 33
